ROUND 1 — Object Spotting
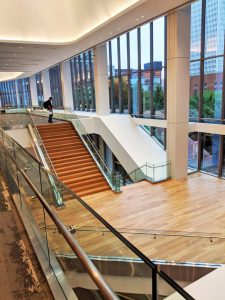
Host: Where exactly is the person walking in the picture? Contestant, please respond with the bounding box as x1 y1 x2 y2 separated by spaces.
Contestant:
44 97 53 123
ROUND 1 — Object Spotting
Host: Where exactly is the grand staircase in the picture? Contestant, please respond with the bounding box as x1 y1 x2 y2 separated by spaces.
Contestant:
36 122 110 197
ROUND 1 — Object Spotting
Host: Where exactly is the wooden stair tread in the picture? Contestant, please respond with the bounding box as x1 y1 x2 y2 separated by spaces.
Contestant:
76 185 111 197
36 122 111 197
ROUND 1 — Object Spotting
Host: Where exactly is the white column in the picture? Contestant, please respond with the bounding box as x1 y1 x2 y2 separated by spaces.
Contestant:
30 75 38 106
167 8 190 179
42 69 51 101
61 60 73 109
93 43 110 116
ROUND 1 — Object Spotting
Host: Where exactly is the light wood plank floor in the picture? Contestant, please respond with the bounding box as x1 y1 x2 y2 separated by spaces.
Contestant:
25 173 225 264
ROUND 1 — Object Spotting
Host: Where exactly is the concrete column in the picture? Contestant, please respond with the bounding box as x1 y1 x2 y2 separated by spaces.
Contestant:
42 69 51 101
30 75 38 106
61 60 73 109
93 43 110 115
166 8 190 179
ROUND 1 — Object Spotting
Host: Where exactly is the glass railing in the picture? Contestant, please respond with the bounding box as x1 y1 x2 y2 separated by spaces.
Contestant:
0 128 194 300
31 107 123 192
129 161 171 183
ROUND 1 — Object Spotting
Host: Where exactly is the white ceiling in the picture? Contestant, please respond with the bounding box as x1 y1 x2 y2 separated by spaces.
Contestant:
0 0 194 81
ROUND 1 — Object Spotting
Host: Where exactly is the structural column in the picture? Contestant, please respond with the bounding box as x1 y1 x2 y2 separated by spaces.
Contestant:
166 8 190 179
42 69 51 101
93 43 110 115
61 60 73 109
29 75 38 106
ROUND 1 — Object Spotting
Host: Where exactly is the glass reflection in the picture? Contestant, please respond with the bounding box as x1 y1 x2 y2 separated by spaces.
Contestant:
188 132 199 170
205 0 225 57
49 65 63 108
190 61 200 119
190 0 202 60
201 133 219 175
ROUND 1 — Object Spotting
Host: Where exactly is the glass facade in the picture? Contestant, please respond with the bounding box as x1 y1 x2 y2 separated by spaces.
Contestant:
107 16 166 118
0 80 17 108
17 78 31 107
201 133 220 175
190 0 225 122
189 0 225 179
70 49 95 111
36 73 44 106
49 64 63 108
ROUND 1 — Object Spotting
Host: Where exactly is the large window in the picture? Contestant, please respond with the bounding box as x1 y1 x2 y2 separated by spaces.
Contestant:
70 49 95 111
190 0 225 123
108 16 166 118
0 80 17 108
17 78 31 107
49 64 63 108
36 73 44 106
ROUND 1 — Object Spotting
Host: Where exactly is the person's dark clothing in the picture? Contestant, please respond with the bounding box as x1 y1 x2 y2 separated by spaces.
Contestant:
44 98 53 123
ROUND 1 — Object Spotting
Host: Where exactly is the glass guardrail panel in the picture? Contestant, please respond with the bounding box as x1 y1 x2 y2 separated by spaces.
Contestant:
121 232 225 281
2 131 14 150
147 164 168 182
44 212 105 300
130 168 145 182
38 186 153 298
39 168 60 206
157 273 186 299
17 173 50 260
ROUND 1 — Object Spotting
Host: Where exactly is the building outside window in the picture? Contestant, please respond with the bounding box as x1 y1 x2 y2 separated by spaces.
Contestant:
17 78 31 107
35 73 44 106
190 0 225 122
189 0 225 179
107 16 166 119
0 80 17 108
70 49 95 111
49 64 63 108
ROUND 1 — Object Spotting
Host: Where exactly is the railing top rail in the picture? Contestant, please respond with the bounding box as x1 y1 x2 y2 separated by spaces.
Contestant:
27 109 57 175
128 160 171 176
64 107 113 175
3 142 119 300
69 225 225 240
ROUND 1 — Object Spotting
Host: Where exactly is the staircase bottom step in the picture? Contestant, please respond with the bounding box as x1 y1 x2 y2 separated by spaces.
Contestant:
74 186 111 197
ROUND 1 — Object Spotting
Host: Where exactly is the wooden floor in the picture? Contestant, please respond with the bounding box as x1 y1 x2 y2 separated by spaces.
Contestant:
26 173 225 264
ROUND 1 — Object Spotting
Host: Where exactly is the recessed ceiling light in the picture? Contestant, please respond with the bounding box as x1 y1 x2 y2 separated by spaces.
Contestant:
13 53 17 55
136 18 139 21
141 15 145 18
19 46 23 49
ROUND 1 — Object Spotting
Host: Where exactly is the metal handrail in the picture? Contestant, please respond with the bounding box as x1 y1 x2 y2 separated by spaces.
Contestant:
27 124 63 206
65 107 112 175
128 161 171 182
2 142 119 300
26 109 57 175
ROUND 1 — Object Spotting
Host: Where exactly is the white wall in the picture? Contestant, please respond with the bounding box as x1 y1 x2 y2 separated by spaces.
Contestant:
76 114 166 175
6 128 32 148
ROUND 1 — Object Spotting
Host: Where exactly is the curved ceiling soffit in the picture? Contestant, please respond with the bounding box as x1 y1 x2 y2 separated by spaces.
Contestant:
0 0 144 45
